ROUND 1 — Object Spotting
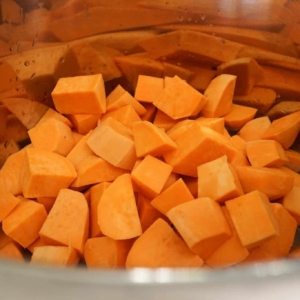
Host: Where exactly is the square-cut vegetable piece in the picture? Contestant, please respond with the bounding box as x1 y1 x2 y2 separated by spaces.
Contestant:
31 246 79 267
101 105 141 129
134 75 164 103
0 242 24 262
225 190 279 248
21 148 77 198
153 109 177 130
131 155 173 199
217 58 263 95
196 117 225 134
234 166 294 201
86 117 137 170
27 237 46 253
126 218 203 268
167 197 232 260
281 184 300 225
52 74 106 115
3 198 47 248
224 104 257 131
238 116 271 141
66 114 100 135
106 85 146 116
230 135 247 155
28 118 75 157
262 111 300 150
197 155 244 203
0 189 21 222
71 155 127 188
164 121 237 177
151 178 194 215
259 203 297 257
132 120 177 157
98 174 142 240
153 76 208 120
205 206 249 268
90 182 111 238
39 189 89 255
202 74 236 118
84 237 132 269
246 140 289 168
36 108 72 128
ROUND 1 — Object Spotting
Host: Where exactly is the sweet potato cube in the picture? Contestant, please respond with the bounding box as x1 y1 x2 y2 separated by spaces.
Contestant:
225 191 279 248
86 117 137 170
217 58 263 95
196 117 225 134
3 199 47 248
238 116 271 142
153 75 208 120
0 242 24 262
71 155 127 188
28 118 75 157
153 109 177 130
39 189 89 255
246 140 289 168
223 104 257 130
36 108 72 128
167 197 232 260
27 237 46 253
0 189 21 222
21 148 77 198
242 247 276 264
262 111 300 149
66 114 100 134
259 203 297 257
230 135 247 155
235 166 294 201
101 105 141 129
164 122 237 177
151 178 194 215
134 75 164 103
84 237 132 269
131 155 173 199
281 184 300 225
31 246 79 267
202 74 236 118
126 218 203 268
106 85 146 116
197 155 244 203
205 207 249 268
132 120 177 157
90 182 111 238
98 174 142 240
52 74 106 115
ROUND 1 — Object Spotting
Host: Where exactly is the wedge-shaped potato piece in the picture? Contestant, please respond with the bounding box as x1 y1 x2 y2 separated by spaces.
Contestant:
126 218 203 268
226 190 279 248
22 148 77 198
234 166 294 201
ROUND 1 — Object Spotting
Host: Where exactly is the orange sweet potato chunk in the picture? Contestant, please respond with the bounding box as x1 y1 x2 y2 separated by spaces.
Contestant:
28 118 75 157
234 166 294 201
3 198 47 248
197 155 244 203
151 178 194 215
153 75 208 119
126 218 203 268
98 174 142 240
205 207 249 268
0 188 21 222
134 75 164 103
66 114 100 135
31 246 79 267
131 155 173 199
39 189 89 255
132 120 177 157
285 149 300 173
246 140 289 168
225 191 279 248
52 74 106 115
84 237 132 269
21 148 77 198
86 117 137 170
259 203 297 257
153 109 177 131
167 198 232 260
242 247 276 264
202 74 236 118
27 237 46 253
164 121 237 177
281 184 300 225
0 242 24 262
